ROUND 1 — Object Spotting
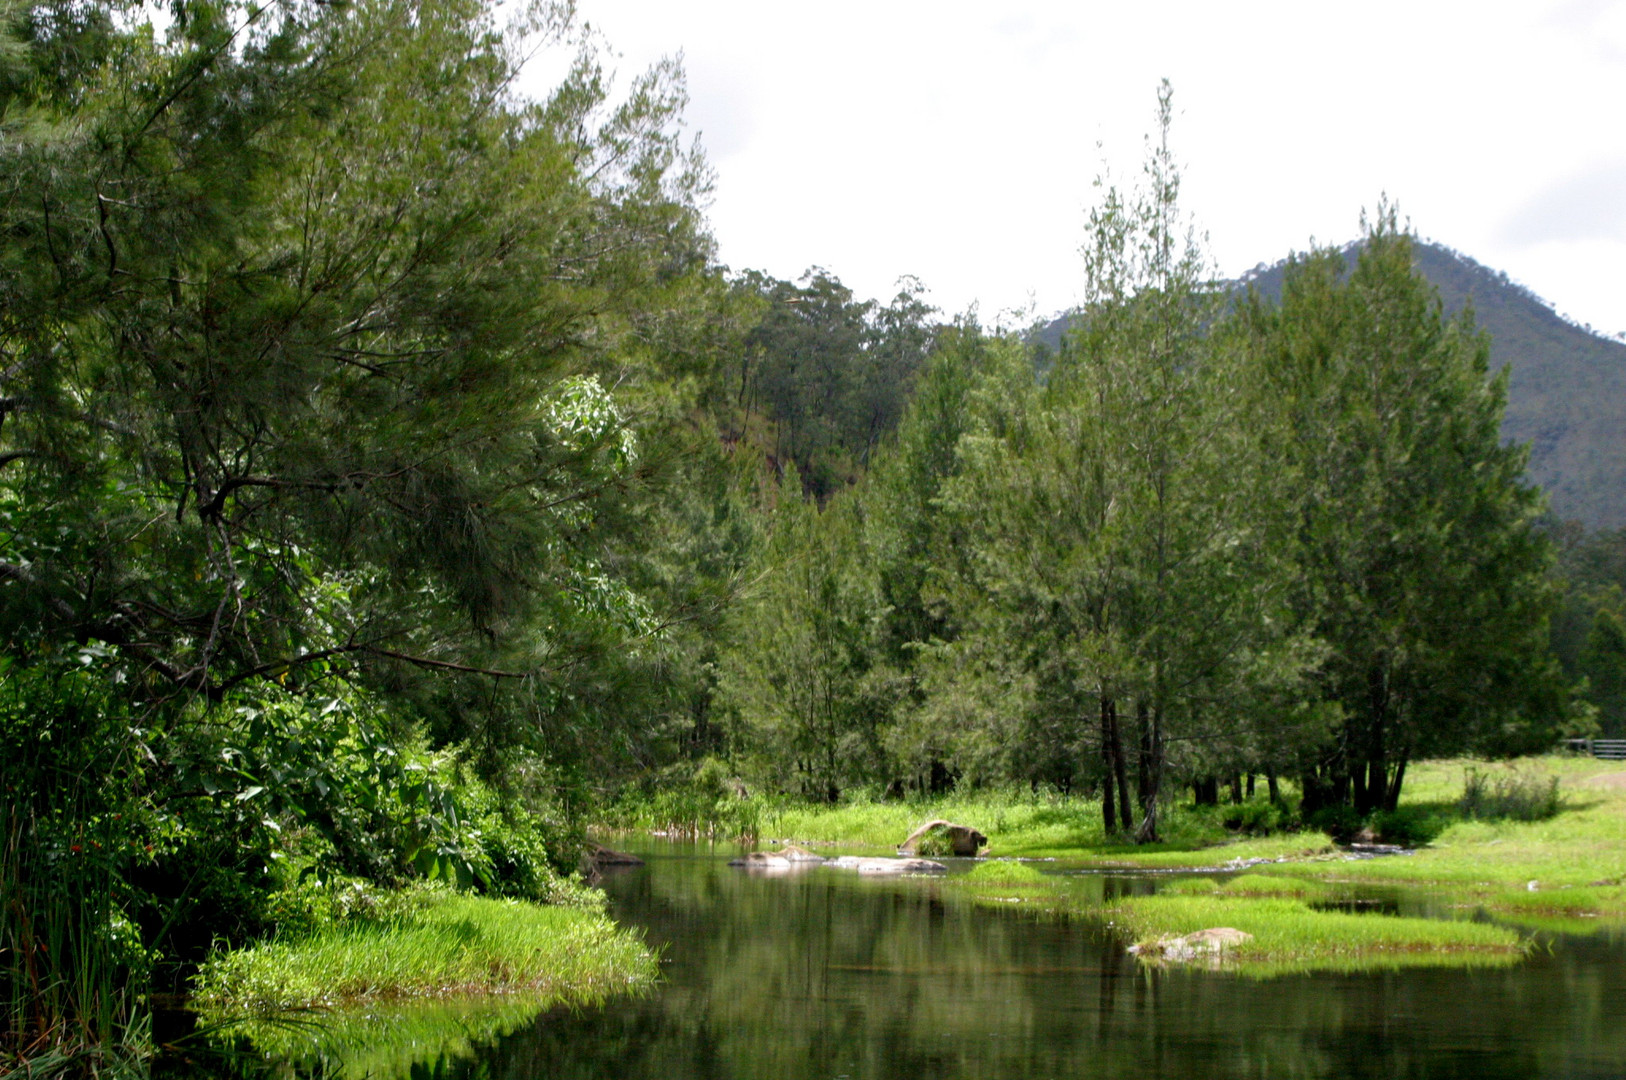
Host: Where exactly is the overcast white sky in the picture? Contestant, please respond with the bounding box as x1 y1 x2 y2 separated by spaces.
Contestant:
528 1 1626 336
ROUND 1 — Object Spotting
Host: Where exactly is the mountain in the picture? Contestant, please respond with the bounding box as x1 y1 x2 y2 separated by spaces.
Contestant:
1035 243 1626 530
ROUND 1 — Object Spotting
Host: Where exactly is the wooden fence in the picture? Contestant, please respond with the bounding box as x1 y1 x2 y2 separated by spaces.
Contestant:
1566 738 1626 761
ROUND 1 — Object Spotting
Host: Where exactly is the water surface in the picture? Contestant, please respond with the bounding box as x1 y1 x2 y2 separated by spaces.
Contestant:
236 842 1626 1078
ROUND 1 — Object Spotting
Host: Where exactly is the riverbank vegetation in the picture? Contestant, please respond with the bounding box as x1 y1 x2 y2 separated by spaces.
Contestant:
192 887 655 1014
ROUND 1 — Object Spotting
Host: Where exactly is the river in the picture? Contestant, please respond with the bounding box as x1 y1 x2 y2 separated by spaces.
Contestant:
216 840 1626 1078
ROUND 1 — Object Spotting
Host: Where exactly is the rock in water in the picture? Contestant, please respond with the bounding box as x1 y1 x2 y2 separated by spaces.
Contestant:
728 846 827 872
898 819 988 857
1130 927 1253 963
825 856 947 876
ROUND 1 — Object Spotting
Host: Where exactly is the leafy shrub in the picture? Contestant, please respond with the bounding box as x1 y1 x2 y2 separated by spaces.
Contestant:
1460 768 1563 822
1366 805 1451 846
1305 804 1365 843
1222 800 1294 835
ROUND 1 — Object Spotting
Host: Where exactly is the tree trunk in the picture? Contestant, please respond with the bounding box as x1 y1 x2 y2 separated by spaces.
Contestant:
1112 706 1133 834
1383 756 1408 813
1266 769 1281 807
1134 704 1165 843
1100 699 1117 833
1245 773 1256 799
1228 774 1244 805
1299 768 1324 816
1136 702 1153 816
1355 659 1390 816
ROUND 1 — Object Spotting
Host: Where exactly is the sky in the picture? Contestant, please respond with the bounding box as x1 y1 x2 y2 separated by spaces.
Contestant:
524 1 1626 337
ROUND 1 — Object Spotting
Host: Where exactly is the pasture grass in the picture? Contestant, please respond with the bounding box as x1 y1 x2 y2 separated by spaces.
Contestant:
1107 894 1527 975
192 890 657 1016
756 793 1336 865
1269 757 1626 921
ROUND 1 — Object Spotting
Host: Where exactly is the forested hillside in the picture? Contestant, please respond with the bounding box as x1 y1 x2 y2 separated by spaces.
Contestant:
1041 243 1626 529
1250 244 1626 530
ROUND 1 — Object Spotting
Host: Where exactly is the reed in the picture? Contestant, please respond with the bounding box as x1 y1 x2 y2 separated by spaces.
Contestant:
2 669 147 1077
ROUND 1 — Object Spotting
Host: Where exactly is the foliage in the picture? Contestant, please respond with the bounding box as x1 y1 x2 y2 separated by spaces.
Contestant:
1243 205 1568 815
716 475 893 801
1241 241 1626 532
1 658 148 1072
1459 766 1563 822
604 757 764 840
716 270 936 500
1 0 711 1063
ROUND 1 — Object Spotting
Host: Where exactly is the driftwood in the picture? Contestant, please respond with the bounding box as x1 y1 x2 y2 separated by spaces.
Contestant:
581 842 644 881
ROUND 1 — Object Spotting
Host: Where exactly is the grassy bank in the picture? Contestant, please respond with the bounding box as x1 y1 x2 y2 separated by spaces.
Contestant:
192 888 657 1016
1262 758 1626 922
706 757 1626 897
749 792 1328 864
933 863 1528 975
691 754 1626 973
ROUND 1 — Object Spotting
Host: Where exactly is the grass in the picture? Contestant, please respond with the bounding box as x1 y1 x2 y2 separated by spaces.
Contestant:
1106 894 1527 975
191 889 658 1015
754 792 1336 864
1264 757 1626 921
1159 873 1333 899
937 860 1074 912
748 757 1626 925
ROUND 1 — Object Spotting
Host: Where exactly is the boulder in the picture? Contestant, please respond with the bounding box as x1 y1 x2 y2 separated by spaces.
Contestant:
728 846 826 872
1129 927 1253 963
898 819 987 857
825 855 947 876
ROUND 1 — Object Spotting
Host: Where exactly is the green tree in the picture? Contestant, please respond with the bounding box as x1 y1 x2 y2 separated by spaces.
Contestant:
1245 208 1567 815
0 0 708 743
0 0 716 1062
938 83 1304 840
717 476 888 801
1580 599 1626 737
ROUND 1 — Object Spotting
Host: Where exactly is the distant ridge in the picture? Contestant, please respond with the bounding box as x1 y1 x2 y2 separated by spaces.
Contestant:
1035 243 1626 530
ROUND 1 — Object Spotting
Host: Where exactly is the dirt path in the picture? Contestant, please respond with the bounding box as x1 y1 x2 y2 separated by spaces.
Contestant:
1579 770 1626 790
